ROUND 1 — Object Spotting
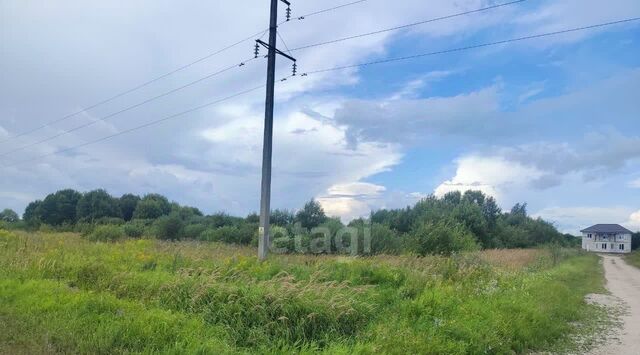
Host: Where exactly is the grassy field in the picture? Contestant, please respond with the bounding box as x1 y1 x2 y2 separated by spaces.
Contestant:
0 229 604 354
626 251 640 268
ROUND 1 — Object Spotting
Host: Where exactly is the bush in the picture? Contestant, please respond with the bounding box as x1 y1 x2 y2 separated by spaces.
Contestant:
86 225 124 242
123 221 146 238
153 213 184 240
74 222 95 237
369 224 403 254
409 221 478 256
199 225 254 245
94 217 125 226
183 224 206 240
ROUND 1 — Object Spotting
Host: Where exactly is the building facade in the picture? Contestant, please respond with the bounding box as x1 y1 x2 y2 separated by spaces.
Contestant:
580 224 632 254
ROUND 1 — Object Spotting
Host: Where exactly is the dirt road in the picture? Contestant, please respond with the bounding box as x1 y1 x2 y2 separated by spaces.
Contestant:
587 255 640 355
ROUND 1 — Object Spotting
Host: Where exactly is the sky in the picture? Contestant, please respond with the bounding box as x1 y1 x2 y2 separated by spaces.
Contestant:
1 0 639 234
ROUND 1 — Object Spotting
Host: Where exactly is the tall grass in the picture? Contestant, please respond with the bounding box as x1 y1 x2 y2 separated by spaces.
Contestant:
625 251 640 269
0 229 602 354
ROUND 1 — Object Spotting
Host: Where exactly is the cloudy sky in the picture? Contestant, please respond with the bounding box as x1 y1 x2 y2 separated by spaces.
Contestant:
1 0 639 233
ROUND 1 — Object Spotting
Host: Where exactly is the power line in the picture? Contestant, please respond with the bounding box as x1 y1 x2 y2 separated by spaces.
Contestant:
0 57 259 158
0 33 266 144
289 0 528 51
1 75 294 168
294 0 369 20
0 0 371 144
277 31 293 55
301 17 640 75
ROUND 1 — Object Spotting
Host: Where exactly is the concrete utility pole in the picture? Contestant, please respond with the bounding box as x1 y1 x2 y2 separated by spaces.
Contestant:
258 0 295 261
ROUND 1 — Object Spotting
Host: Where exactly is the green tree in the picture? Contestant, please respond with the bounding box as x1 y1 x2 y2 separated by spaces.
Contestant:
76 189 121 222
38 189 82 225
442 191 462 205
23 200 42 224
245 213 260 224
270 209 295 226
133 194 171 220
0 208 19 223
295 199 328 229
153 213 184 240
119 194 140 221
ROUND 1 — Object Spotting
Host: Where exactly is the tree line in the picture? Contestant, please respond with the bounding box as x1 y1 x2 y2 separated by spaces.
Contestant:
1 188 625 255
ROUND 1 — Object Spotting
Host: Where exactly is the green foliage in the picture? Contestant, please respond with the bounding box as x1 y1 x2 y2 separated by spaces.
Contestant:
409 220 478 256
372 191 566 253
295 199 327 229
270 209 295 226
0 208 19 223
38 189 82 226
133 194 171 220
119 193 141 221
182 224 206 240
85 225 124 242
76 189 121 222
245 212 260 224
123 221 146 238
153 213 184 240
199 225 254 245
633 232 640 250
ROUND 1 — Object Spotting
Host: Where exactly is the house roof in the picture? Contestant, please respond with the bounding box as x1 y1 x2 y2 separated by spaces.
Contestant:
580 224 633 234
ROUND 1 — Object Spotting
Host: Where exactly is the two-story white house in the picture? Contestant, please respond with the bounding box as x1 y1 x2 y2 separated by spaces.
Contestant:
580 224 632 253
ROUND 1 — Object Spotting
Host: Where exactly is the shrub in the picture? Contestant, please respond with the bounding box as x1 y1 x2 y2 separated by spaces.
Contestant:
270 226 293 253
74 222 95 237
94 217 125 226
153 213 184 240
123 221 146 238
409 220 478 256
86 225 124 242
369 223 403 254
183 224 206 240
199 225 254 245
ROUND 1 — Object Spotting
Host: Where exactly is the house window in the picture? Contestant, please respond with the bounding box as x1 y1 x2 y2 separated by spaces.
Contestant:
602 243 607 250
619 244 625 251
588 233 592 238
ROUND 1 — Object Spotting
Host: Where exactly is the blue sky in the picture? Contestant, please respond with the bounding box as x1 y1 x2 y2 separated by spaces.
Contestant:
1 0 639 233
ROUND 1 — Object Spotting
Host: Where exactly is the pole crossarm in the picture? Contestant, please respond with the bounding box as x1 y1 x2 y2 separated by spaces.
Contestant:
256 39 297 62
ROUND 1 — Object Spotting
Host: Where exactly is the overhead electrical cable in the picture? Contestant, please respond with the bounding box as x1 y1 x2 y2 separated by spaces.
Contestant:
300 17 640 75
288 0 528 51
1 76 293 168
5 14 639 167
0 57 259 157
0 0 371 144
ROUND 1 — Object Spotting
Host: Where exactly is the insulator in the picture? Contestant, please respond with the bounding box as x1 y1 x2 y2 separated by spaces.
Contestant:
286 7 291 21
254 43 260 58
298 16 305 20
239 62 245 67
281 78 288 82
292 63 297 76
301 73 308 77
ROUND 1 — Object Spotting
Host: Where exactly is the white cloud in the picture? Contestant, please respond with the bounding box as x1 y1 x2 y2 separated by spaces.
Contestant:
434 155 543 203
326 182 386 197
1 0 639 221
534 206 636 234
627 210 640 232
317 182 387 222
629 178 640 188
513 0 640 46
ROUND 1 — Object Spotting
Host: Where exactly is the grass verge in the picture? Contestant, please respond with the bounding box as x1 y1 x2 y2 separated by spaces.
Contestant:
0 230 604 354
